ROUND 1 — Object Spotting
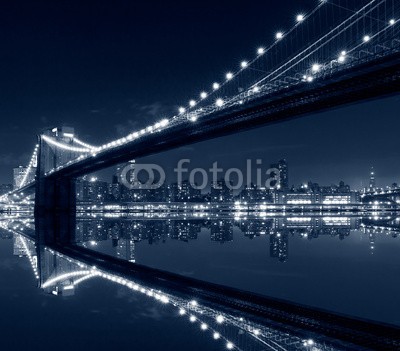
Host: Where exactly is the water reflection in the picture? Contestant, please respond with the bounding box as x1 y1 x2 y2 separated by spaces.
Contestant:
72 214 400 262
0 214 399 351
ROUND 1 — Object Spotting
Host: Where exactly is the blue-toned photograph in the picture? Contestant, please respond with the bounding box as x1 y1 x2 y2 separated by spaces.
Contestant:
0 1 399 350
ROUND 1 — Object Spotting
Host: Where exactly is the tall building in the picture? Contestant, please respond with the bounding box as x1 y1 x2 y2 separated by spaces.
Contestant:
210 220 233 242
76 177 108 202
270 159 288 190
115 160 135 186
269 232 289 262
369 167 376 190
116 239 136 262
168 181 202 202
210 179 233 202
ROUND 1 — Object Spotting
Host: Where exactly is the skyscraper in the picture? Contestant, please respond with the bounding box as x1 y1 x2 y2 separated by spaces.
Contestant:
369 167 376 190
270 159 289 190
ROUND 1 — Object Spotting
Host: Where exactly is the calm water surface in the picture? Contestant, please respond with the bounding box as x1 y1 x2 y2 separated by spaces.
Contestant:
1 214 399 351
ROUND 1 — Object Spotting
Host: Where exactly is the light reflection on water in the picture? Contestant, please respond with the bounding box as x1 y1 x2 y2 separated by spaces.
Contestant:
73 214 400 326
0 213 399 350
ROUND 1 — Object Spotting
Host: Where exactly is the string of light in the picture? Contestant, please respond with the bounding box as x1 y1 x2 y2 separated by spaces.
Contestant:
7 0 399 178
42 135 92 153
19 145 39 188
40 245 311 350
73 137 98 150
177 0 329 115
39 0 330 167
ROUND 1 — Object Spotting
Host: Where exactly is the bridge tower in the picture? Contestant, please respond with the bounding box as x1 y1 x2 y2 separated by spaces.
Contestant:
34 127 77 243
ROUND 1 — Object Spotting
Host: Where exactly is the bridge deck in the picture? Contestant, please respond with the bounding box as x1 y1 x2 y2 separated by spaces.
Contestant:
11 50 400 200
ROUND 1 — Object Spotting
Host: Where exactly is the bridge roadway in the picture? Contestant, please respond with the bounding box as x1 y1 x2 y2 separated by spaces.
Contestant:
39 239 400 351
14 50 400 198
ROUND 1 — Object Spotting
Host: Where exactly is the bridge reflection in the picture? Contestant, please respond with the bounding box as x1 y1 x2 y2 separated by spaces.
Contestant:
0 214 399 350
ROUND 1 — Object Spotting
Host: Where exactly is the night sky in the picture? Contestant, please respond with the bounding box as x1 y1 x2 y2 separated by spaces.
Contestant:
0 0 399 187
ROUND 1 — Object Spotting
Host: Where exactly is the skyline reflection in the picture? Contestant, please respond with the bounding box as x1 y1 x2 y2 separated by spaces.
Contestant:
0 213 399 350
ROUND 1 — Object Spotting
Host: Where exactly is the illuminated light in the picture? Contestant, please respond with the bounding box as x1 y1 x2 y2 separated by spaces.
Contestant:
240 61 248 68
226 342 234 350
389 19 396 25
200 323 208 330
190 300 198 306
296 14 305 22
42 271 92 288
160 119 169 127
253 329 260 335
216 98 224 107
311 63 320 72
275 32 283 39
338 56 345 63
190 116 197 122
226 72 233 80
179 308 186 315
253 86 260 93
216 315 224 324
306 76 314 82
257 47 265 55
363 35 370 42
307 339 314 346
189 315 196 322
179 107 186 114
200 91 208 99
213 332 220 340
341 50 346 56
189 100 196 107
160 296 169 304
213 82 220 90
42 135 91 153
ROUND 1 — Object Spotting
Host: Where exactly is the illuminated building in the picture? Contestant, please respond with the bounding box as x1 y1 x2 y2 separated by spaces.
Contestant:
210 179 233 202
270 159 289 190
369 167 376 190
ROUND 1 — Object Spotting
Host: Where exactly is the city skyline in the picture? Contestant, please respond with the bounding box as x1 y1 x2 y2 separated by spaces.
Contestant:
2 156 398 196
1 1 400 350
0 0 399 188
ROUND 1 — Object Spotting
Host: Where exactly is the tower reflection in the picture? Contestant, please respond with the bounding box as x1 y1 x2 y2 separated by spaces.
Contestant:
0 213 399 351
